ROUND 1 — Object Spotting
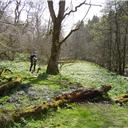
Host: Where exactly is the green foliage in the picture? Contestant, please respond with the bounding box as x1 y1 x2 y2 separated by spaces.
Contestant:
0 96 10 104
87 15 106 42
15 53 29 62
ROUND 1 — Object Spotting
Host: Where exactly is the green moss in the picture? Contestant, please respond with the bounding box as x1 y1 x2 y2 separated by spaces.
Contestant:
0 96 10 104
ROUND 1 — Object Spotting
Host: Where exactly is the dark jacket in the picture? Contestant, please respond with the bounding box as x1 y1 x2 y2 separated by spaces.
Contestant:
30 54 37 63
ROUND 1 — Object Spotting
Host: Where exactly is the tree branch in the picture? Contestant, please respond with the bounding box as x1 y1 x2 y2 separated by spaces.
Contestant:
118 3 128 16
0 0 12 19
47 0 56 23
63 0 102 19
60 28 79 44
0 41 23 51
60 4 92 44
63 0 87 19
0 20 14 26
2 0 12 11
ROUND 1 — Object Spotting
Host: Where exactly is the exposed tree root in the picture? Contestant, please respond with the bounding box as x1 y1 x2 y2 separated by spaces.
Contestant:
0 77 22 96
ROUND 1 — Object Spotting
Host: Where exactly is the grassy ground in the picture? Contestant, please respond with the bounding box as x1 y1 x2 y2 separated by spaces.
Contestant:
0 60 128 128
14 104 128 128
61 61 128 97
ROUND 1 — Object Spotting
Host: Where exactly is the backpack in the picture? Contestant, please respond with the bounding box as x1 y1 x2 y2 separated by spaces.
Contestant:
33 56 37 62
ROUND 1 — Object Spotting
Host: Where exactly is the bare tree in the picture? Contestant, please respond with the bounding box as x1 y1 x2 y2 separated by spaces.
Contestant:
0 0 12 19
46 0 96 75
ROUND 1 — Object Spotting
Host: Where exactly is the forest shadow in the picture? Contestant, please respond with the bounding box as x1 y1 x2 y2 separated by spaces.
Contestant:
0 83 32 97
38 72 49 80
26 72 49 85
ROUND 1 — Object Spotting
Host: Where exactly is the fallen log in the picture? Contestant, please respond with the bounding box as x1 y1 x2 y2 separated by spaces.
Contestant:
12 85 112 121
13 99 66 121
0 109 14 127
0 99 67 127
0 85 112 127
0 77 22 96
55 85 112 102
115 94 128 105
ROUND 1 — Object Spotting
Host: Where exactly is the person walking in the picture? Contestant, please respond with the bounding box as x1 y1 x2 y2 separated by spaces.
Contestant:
29 51 37 73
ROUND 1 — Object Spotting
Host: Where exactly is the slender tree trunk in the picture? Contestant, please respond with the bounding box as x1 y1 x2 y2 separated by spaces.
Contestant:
122 25 128 74
115 4 122 74
108 11 113 70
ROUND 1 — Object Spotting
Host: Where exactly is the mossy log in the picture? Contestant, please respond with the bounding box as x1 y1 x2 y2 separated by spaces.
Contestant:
13 99 66 121
55 85 112 102
0 77 22 96
0 109 14 127
12 85 111 121
0 85 112 126
115 94 128 105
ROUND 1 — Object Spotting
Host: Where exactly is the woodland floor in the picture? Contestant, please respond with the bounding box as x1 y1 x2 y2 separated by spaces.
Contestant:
0 60 128 128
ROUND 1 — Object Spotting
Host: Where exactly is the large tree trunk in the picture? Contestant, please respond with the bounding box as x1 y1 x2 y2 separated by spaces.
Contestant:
46 44 60 75
46 20 61 74
46 0 65 75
